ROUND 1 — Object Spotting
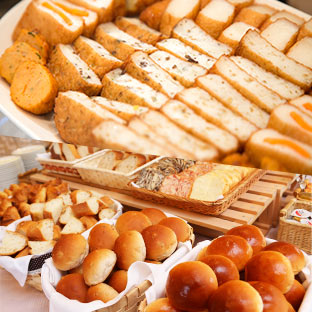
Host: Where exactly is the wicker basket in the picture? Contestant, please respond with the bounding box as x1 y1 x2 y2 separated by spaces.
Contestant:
278 199 312 255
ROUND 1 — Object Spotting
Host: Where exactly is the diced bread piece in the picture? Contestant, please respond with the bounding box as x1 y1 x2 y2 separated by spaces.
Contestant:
98 208 116 220
13 0 83 45
246 129 312 174
196 0 235 38
230 56 304 100
197 74 269 129
59 206 75 224
101 68 168 109
30 203 45 221
76 146 98 158
49 143 65 160
97 150 125 170
287 37 312 69
227 0 253 11
61 217 85 234
261 10 305 30
27 219 54 241
44 197 64 223
289 95 312 119
218 22 257 50
261 18 299 52
61 144 81 161
73 36 122 79
59 193 72 206
0 231 28 256
156 38 216 70
161 100 238 154
298 18 312 40
160 0 200 36
115 16 163 45
268 104 312 146
71 190 91 204
16 221 36 237
176 87 257 143
150 50 207 87
140 110 219 161
72 196 99 217
125 51 184 98
15 247 30 258
92 97 148 121
80 216 97 229
94 22 156 61
236 30 312 91
125 0 145 15
1 207 20 225
172 19 233 59
28 240 56 255
114 154 146 173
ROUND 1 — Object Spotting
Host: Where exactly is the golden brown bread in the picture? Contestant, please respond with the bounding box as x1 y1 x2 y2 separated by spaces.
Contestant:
108 270 128 293
115 211 152 234
15 247 30 258
16 221 36 237
141 208 167 225
145 298 183 312
79 216 97 230
284 280 306 311
86 283 119 303
2 206 21 225
158 217 192 243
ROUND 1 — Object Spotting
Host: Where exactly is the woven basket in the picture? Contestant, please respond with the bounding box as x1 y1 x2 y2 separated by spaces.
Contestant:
277 199 312 255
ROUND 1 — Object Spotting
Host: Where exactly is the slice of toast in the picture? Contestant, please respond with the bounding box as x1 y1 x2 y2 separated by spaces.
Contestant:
28 240 56 255
114 154 147 173
261 10 305 30
97 151 125 170
287 37 312 70
298 18 312 40
0 231 28 256
62 144 81 161
289 95 312 119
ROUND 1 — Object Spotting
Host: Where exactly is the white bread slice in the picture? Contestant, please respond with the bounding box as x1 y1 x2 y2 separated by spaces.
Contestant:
48 44 102 96
268 104 312 146
156 38 216 70
0 231 28 256
97 150 125 170
44 197 64 223
261 18 299 52
71 190 92 204
160 0 200 36
227 0 253 11
76 146 98 158
261 10 305 30
27 219 54 241
59 193 72 206
246 129 312 174
172 18 233 59
211 56 286 113
197 74 269 129
218 22 257 50
49 143 65 160
101 68 169 109
140 110 219 161
28 240 56 255
176 87 257 143
114 154 146 173
94 22 156 61
230 56 304 100
196 0 235 38
61 217 85 234
62 144 81 161
287 37 312 70
161 100 238 154
59 206 75 224
30 203 45 221
72 196 99 217
149 50 207 87
298 18 312 40
289 95 312 119
125 51 184 98
236 30 312 91
98 208 115 220
92 96 148 121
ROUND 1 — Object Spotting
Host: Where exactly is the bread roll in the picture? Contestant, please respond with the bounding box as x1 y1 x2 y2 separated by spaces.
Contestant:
158 217 192 243
166 261 218 311
284 280 305 311
196 246 208 261
56 273 88 303
287 302 296 312
245 251 294 293
145 298 183 312
141 208 167 224
86 283 118 303
53 225 61 241
263 242 305 274
142 225 177 261
227 225 266 254
52 234 89 271
108 270 128 293
114 230 146 270
115 211 152 234
69 264 83 275
88 223 119 252
208 280 263 312
205 235 253 271
83 249 117 286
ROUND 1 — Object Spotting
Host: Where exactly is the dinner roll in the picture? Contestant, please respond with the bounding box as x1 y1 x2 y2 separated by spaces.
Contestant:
245 251 294 293
52 234 89 271
83 249 117 286
145 298 183 312
115 211 152 234
287 302 296 312
227 225 266 254
86 283 119 303
141 208 167 224
142 225 177 261
166 261 218 311
284 280 306 310
56 273 88 303
200 255 239 286
263 242 306 274
196 246 209 261
69 264 83 275
249 281 289 312
159 217 192 242
108 270 128 293
114 230 146 270
88 223 119 252
205 235 253 271
208 280 263 312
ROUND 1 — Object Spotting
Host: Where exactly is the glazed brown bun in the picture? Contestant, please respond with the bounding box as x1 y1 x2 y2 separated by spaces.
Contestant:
114 230 146 270
142 225 177 261
263 242 306 275
196 246 209 261
227 225 266 254
145 298 183 312
159 217 192 242
166 261 218 311
52 234 89 271
141 208 167 224
115 211 152 234
86 283 119 303
205 235 253 271
284 280 306 310
287 302 296 312
208 280 263 312
83 249 117 286
245 251 294 293
108 270 128 293
249 281 289 312
88 223 119 252
56 273 88 303
200 255 239 286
